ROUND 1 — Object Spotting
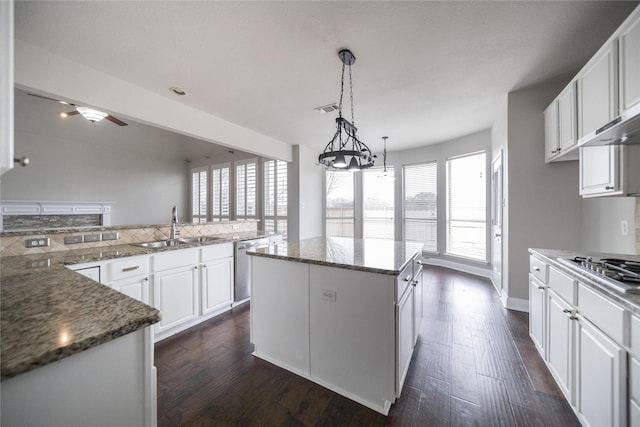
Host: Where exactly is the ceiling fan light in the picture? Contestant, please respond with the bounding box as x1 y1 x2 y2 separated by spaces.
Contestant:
76 106 108 123
333 153 347 168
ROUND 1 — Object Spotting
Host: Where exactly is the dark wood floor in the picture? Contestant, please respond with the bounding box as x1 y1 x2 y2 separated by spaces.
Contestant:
155 266 580 426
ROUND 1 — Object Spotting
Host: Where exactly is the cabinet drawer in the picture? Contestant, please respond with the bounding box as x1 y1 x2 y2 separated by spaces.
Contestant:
109 256 149 282
396 262 413 301
530 256 548 283
549 266 576 305
201 242 233 261
577 283 626 345
152 248 198 272
632 315 640 357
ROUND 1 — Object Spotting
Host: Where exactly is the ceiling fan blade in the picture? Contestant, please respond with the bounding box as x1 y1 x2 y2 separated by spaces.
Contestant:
105 115 128 126
27 93 74 106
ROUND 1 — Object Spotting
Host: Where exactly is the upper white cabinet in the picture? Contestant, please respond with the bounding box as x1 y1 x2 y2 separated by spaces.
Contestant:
577 40 619 139
619 10 640 112
579 145 640 197
0 0 13 176
545 83 579 163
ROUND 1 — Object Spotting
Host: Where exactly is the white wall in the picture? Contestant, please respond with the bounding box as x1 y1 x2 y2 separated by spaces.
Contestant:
504 80 583 303
288 145 323 241
582 197 638 255
1 120 191 227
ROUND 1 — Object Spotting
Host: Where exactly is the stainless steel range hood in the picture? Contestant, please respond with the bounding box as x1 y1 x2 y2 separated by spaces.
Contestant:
579 102 640 147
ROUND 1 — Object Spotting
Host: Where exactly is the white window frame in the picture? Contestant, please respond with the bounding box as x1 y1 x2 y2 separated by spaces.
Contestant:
325 170 355 238
211 162 231 222
402 161 437 252
235 158 258 220
445 151 487 262
191 166 209 223
263 159 288 235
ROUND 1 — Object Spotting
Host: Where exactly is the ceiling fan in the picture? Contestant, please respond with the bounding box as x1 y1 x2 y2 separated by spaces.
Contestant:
27 93 128 126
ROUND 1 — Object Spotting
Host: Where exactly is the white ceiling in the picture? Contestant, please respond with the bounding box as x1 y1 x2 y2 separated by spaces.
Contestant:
14 1 639 154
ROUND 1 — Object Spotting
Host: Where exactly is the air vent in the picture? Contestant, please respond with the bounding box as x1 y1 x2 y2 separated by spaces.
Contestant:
314 103 339 114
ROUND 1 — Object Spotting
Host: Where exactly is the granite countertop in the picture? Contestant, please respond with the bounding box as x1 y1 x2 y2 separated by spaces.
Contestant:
248 236 423 276
529 248 640 315
0 231 273 380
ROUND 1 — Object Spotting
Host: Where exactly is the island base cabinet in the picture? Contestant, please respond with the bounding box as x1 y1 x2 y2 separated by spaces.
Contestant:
576 317 626 427
251 256 310 376
309 265 395 415
1 328 156 427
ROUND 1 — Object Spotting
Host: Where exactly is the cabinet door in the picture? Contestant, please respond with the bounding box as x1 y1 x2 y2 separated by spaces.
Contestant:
111 275 150 305
578 41 618 139
412 266 423 346
544 100 559 163
154 265 199 334
579 146 620 197
529 275 546 357
576 317 626 427
619 12 640 112
547 290 574 403
396 285 414 396
558 82 578 154
201 257 233 315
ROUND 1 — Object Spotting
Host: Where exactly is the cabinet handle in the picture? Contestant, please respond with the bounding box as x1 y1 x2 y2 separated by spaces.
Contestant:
122 266 139 272
144 277 149 281
194 266 198 270
403 275 412 282
563 308 572 313
416 260 423 265
411 280 418 287
537 285 545 290
533 267 540 272
202 264 207 268
605 186 614 190
569 316 578 321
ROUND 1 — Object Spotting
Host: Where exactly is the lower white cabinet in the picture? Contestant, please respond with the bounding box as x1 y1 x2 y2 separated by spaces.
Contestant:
110 275 150 305
200 243 234 316
528 275 546 356
576 316 626 427
397 284 414 395
412 259 423 346
546 289 575 403
153 264 199 336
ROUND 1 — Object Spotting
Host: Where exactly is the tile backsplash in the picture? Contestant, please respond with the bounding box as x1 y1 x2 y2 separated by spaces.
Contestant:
0 221 258 257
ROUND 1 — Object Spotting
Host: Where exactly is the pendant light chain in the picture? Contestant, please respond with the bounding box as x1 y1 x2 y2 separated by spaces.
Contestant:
349 64 355 128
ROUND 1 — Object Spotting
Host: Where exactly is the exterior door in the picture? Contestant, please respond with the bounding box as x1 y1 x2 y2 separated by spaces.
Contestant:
491 151 503 295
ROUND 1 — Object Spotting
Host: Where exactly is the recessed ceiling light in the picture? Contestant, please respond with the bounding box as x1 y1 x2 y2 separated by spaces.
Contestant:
314 103 339 114
170 87 187 96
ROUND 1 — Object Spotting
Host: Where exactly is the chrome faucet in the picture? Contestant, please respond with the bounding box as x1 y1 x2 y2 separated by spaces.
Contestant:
170 206 180 239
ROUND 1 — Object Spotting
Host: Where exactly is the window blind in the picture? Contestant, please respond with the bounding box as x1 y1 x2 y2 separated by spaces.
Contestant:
263 159 288 235
191 167 208 223
212 164 230 222
325 170 354 237
363 167 395 239
403 162 437 251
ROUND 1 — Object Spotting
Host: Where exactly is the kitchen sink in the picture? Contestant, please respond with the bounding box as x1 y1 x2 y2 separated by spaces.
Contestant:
134 236 223 249
134 239 187 248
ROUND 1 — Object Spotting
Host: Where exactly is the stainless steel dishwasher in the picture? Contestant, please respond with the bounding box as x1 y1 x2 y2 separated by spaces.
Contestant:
234 237 271 303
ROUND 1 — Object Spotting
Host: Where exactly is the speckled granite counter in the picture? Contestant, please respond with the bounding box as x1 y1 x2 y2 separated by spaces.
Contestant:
1 231 274 380
529 248 640 315
248 236 423 275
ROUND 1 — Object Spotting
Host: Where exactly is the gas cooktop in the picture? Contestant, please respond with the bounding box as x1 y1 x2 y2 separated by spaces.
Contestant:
558 256 640 294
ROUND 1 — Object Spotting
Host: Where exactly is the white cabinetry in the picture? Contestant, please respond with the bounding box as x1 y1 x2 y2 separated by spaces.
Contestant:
397 281 414 394
577 40 619 139
200 243 234 315
529 255 548 356
579 144 640 197
112 275 150 305
412 257 424 345
619 10 640 112
576 316 626 427
630 315 640 427
107 255 151 304
547 288 575 402
152 249 199 339
545 83 579 163
0 0 13 176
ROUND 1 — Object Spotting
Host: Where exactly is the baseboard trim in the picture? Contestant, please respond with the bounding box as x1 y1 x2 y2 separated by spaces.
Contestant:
421 257 491 279
501 294 528 312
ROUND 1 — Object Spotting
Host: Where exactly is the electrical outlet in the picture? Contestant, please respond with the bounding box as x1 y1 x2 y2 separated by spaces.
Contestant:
64 235 84 245
232 224 240 230
101 232 119 241
83 234 101 243
321 289 337 302
25 237 50 248
621 220 629 236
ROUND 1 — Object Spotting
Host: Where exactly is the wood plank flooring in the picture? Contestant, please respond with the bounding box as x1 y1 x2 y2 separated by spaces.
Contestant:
155 266 579 426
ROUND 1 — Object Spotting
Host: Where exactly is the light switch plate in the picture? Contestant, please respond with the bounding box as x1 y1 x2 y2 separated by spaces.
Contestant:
621 220 629 236
83 234 101 243
321 289 337 302
101 232 119 241
64 235 84 245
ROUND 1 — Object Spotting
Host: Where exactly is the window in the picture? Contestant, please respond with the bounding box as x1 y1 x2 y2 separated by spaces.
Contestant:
236 159 257 219
325 171 354 237
403 162 437 251
446 151 486 261
211 163 230 222
264 159 288 235
191 167 208 223
363 167 394 239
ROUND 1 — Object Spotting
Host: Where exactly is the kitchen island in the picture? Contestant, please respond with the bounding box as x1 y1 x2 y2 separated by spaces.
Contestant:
248 237 423 415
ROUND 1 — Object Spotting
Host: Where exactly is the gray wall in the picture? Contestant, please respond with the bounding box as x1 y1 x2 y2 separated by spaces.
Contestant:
2 105 192 226
582 197 638 255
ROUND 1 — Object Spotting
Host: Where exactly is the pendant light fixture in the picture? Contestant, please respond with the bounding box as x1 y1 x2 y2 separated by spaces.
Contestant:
318 49 375 171
378 136 395 179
